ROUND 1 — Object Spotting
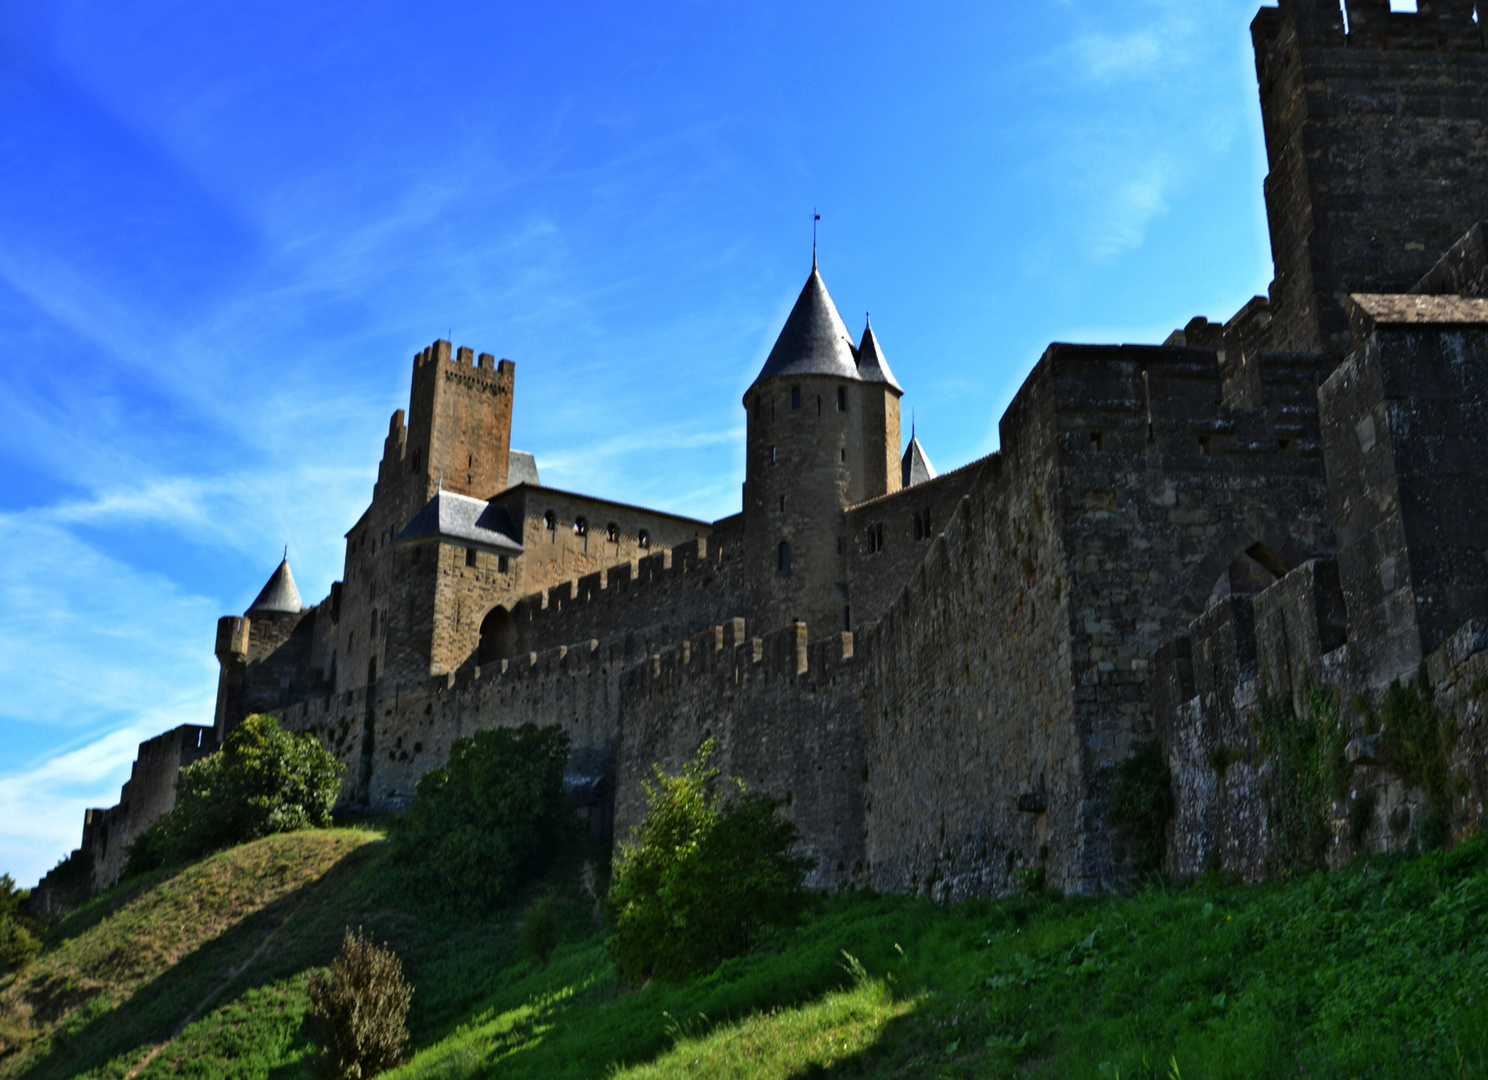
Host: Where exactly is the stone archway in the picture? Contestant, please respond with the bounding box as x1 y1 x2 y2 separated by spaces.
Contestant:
478 605 517 664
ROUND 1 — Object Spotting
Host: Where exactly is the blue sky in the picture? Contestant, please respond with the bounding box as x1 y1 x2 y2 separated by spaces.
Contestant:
0 0 1303 883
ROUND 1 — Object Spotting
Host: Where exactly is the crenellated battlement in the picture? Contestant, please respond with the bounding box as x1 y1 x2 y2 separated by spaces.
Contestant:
1254 0 1484 52
412 339 513 384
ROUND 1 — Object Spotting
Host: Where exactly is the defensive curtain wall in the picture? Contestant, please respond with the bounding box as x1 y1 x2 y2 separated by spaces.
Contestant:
41 0 1488 907
1157 291 1488 879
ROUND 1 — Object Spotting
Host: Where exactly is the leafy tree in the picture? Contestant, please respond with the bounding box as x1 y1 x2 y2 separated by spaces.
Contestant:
607 739 813 983
126 713 344 876
0 873 40 973
390 724 577 910
306 928 412 1080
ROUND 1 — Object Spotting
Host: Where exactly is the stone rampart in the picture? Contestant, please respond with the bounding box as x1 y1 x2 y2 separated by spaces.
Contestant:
613 619 868 892
511 532 749 655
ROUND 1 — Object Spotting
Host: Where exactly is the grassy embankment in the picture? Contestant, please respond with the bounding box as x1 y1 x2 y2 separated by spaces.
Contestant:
5 828 1488 1080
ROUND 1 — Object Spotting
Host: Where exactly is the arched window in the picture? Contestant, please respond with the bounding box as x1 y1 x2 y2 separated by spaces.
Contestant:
777 541 791 573
544 510 556 531
478 606 517 664
638 529 650 549
606 522 620 542
573 516 588 537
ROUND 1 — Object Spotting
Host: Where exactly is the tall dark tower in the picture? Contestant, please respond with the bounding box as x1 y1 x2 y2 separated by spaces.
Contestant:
1254 0 1488 356
742 259 902 634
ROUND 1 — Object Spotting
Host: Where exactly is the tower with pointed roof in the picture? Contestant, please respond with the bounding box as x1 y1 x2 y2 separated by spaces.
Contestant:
742 258 903 632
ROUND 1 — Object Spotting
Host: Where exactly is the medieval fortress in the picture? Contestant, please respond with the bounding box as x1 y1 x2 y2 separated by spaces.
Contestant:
41 0 1488 900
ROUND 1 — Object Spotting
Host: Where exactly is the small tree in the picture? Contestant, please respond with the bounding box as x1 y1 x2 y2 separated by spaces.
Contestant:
0 874 40 974
391 724 576 910
519 896 560 966
306 928 412 1080
607 739 813 983
126 714 344 876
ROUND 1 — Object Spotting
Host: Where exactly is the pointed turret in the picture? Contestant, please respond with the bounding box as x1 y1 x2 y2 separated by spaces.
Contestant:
246 556 304 615
749 264 860 390
901 431 937 488
856 314 903 393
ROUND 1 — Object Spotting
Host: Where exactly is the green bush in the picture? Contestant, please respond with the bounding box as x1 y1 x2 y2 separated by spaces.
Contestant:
607 739 813 983
519 896 560 966
1110 739 1173 877
0 873 40 974
390 724 577 910
306 928 412 1080
125 713 344 876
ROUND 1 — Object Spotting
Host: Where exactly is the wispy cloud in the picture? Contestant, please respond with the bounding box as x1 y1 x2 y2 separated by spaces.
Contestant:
1089 159 1176 260
1069 28 1165 82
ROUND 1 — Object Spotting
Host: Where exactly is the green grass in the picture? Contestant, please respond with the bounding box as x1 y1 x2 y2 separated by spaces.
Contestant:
7 829 1488 1080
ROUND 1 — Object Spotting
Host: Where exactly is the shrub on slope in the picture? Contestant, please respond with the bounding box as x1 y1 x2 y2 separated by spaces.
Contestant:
390 724 578 911
307 928 412 1080
607 738 812 983
126 714 344 876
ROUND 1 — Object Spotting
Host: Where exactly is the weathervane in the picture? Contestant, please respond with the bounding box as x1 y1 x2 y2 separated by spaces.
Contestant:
813 209 820 267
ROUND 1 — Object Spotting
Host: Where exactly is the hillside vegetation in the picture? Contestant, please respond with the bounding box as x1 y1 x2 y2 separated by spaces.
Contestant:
5 829 1488 1080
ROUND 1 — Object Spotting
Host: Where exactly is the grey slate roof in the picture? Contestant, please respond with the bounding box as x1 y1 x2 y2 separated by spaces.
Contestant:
750 260 861 389
247 558 304 615
901 434 937 488
856 315 903 393
393 488 524 554
507 450 540 488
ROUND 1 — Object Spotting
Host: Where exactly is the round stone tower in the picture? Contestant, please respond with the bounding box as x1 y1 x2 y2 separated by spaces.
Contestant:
742 257 903 635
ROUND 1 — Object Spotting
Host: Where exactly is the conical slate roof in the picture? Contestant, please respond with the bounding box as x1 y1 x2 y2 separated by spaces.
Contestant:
749 260 861 390
901 433 937 489
856 315 903 393
247 557 304 615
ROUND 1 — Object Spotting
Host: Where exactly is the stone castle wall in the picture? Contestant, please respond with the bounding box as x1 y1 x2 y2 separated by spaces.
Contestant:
49 0 1488 910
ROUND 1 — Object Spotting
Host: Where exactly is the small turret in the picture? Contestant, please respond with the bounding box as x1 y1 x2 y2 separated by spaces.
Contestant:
901 429 937 488
246 556 304 615
856 314 902 392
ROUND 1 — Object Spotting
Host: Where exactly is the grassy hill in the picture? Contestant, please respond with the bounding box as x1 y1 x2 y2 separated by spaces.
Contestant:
6 829 1488 1080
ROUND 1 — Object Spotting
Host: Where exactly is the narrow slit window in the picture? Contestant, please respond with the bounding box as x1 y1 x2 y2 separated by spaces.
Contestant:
777 541 791 572
837 387 846 411
791 386 801 410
